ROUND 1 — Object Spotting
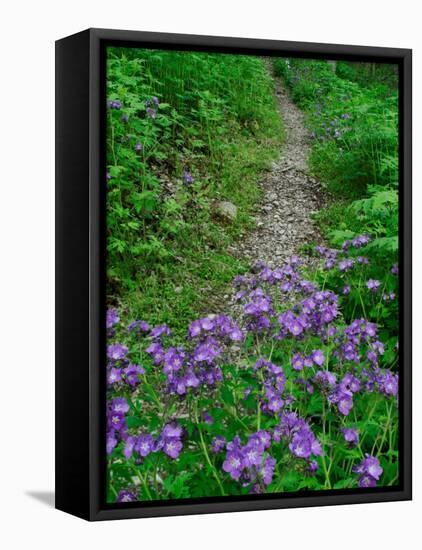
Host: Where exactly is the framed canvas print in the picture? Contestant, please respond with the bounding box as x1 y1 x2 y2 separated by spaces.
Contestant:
55 28 412 521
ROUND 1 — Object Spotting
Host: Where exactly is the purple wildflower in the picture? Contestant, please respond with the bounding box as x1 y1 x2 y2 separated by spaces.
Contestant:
116 489 137 502
123 436 136 459
106 308 120 329
107 367 122 385
183 171 194 184
124 364 145 387
106 431 118 455
107 343 128 361
135 434 154 458
211 436 226 453
341 427 359 447
108 100 122 109
222 451 244 481
149 324 171 339
163 438 183 459
311 349 325 367
261 456 276 485
110 397 130 414
366 279 381 292
353 454 383 487
162 422 183 439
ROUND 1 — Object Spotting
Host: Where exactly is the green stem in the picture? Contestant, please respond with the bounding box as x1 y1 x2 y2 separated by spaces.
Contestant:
131 465 153 500
194 403 226 496
321 400 332 489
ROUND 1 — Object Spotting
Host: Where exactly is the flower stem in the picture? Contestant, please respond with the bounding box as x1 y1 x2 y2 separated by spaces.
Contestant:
194 403 226 496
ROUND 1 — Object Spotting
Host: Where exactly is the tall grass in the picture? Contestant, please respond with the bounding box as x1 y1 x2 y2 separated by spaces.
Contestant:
106 48 283 335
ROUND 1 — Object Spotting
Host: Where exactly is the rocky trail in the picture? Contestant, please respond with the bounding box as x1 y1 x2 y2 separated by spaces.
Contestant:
228 63 327 269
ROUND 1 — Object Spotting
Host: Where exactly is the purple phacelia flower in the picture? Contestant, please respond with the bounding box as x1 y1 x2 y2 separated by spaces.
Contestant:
314 370 337 388
222 451 244 481
378 370 399 397
108 411 125 431
358 473 377 487
149 324 172 340
292 353 304 371
353 454 383 487
106 308 120 329
108 99 122 109
352 234 370 248
127 319 150 333
106 431 118 455
261 455 276 485
135 142 143 151
243 385 252 399
357 256 369 265
124 364 145 387
116 489 137 502
366 279 381 291
211 436 226 453
123 435 136 459
339 259 354 272
163 437 183 459
107 367 122 386
338 393 354 416
341 427 359 447
135 434 154 457
107 367 122 385
183 171 194 184
110 397 129 414
311 349 325 367
161 422 183 439
107 343 128 361
202 411 214 424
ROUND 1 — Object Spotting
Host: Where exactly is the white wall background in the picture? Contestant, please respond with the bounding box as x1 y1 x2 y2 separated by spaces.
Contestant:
0 0 419 547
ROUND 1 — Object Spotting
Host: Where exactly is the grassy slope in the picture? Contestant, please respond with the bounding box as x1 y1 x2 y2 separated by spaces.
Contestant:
107 50 284 337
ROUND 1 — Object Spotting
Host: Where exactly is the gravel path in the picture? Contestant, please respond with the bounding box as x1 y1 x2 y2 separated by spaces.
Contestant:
229 64 327 268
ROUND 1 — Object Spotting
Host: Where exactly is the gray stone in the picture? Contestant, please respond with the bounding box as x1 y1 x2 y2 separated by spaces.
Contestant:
214 201 237 222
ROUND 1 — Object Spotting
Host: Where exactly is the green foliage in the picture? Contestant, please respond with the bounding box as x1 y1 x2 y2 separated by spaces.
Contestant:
273 56 399 341
336 61 399 91
106 48 283 335
273 58 398 198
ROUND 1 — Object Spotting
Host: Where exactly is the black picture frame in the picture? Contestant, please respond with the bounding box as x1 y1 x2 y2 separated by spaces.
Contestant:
55 28 412 521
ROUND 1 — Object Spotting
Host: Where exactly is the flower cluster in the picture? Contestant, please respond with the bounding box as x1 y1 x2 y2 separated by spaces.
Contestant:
144 315 243 396
108 99 122 109
106 245 398 500
111 420 184 462
106 342 145 388
255 359 286 413
352 454 383 487
221 431 276 491
274 412 322 469
328 372 361 416
341 427 359 447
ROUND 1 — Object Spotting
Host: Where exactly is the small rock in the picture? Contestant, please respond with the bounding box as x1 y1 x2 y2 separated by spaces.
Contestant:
214 201 238 222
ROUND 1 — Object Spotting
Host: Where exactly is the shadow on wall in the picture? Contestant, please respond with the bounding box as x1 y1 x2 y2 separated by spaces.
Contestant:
26 491 55 508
